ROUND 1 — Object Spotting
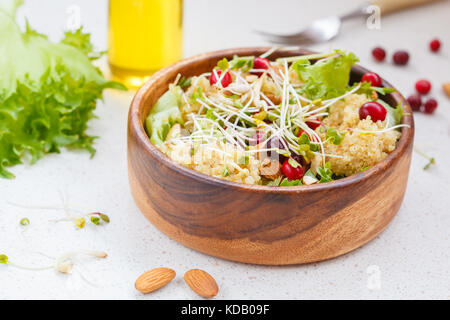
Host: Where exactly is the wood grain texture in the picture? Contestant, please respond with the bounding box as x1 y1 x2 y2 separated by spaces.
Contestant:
127 47 414 265
373 0 442 15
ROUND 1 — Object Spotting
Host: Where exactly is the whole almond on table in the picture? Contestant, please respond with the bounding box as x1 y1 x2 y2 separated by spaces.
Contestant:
443 83 450 98
184 269 219 298
135 267 176 294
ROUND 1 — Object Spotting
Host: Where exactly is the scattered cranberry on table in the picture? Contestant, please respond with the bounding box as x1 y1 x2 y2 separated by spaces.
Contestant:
429 39 441 52
361 72 382 87
423 98 438 114
407 94 422 111
415 79 432 95
393 50 409 65
281 160 304 181
210 70 232 87
371 47 386 62
359 101 387 122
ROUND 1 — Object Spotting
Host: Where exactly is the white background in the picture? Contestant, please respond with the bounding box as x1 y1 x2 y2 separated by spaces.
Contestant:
1 0 450 299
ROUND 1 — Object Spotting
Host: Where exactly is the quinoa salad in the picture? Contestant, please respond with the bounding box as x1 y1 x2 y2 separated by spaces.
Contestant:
145 49 408 186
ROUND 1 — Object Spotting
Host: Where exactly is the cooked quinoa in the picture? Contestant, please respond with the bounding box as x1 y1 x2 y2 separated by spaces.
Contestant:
159 140 261 185
318 94 401 176
146 50 407 186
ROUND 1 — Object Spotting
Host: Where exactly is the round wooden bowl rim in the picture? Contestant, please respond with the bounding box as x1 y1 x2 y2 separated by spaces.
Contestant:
129 47 414 194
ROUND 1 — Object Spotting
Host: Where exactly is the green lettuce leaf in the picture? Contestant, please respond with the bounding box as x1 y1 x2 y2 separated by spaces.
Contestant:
0 2 125 178
292 50 359 100
376 99 404 127
280 178 302 186
316 162 334 183
145 86 184 145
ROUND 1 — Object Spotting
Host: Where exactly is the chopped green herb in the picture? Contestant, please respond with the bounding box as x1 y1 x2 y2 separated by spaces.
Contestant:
216 58 229 71
190 87 204 103
234 100 244 109
229 55 254 71
238 155 249 165
179 76 191 89
309 143 319 152
297 132 311 145
222 166 230 177
326 128 345 145
20 218 30 226
205 108 217 120
253 110 267 121
317 162 334 183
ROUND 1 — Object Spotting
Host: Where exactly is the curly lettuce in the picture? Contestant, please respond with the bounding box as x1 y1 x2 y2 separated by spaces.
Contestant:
0 1 125 178
292 50 359 100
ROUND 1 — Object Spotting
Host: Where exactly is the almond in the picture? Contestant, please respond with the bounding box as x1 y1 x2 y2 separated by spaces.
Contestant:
443 82 450 98
184 269 219 298
135 267 176 294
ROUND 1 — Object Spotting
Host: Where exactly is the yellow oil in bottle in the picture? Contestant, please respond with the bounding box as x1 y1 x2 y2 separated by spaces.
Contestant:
108 0 183 89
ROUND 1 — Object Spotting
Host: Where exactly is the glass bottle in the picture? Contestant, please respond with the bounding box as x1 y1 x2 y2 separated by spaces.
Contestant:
108 0 183 89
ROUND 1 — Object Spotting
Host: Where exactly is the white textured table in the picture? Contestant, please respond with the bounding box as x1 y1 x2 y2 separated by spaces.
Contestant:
1 0 450 300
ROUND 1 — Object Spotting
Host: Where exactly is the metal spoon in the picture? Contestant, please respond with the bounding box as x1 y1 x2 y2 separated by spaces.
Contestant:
257 0 443 45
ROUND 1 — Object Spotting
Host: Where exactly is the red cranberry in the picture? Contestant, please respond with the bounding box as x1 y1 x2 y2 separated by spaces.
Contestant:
252 57 270 76
407 94 422 111
305 120 322 130
424 98 438 114
282 160 304 181
253 57 270 70
415 79 431 95
372 47 386 62
361 72 382 87
359 101 387 122
430 39 441 52
393 50 409 65
210 70 232 87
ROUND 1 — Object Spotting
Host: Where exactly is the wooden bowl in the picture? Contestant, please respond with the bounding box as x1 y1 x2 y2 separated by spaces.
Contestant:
128 48 414 265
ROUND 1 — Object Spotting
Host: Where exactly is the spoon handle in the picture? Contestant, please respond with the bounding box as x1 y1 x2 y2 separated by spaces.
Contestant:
372 0 444 15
